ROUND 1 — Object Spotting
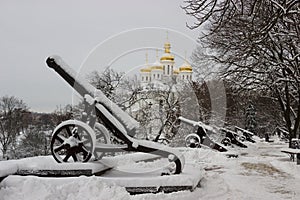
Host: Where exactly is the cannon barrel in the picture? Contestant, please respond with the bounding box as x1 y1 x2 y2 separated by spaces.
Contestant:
46 55 139 135
46 56 94 97
178 116 211 131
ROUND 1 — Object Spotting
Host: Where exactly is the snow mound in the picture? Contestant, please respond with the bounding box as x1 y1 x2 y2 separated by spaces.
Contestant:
1 141 300 199
0 176 130 200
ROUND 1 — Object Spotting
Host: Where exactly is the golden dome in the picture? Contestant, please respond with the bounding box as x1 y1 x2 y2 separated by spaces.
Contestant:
179 62 192 72
151 65 163 70
173 69 179 74
160 41 174 61
160 53 174 61
140 68 151 73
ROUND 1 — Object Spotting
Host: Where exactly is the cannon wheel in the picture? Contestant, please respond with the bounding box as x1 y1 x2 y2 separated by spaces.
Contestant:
239 135 246 142
221 137 231 146
185 133 201 148
93 123 111 160
50 120 96 163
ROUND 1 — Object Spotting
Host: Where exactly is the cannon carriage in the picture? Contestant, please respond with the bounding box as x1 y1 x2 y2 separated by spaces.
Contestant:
46 56 184 175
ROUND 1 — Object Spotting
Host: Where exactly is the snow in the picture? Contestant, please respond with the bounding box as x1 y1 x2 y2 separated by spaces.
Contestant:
129 138 185 171
0 156 114 177
1 138 300 199
178 116 218 133
100 163 202 188
93 90 139 132
95 104 128 135
0 160 19 178
281 148 300 154
0 176 130 200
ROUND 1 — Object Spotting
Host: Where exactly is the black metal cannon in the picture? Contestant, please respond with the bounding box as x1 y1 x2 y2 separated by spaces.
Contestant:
46 55 184 175
220 128 248 148
234 126 256 143
179 116 228 152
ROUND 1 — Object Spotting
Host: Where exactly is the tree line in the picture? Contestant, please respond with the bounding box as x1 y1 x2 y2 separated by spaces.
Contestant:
0 96 73 160
182 0 300 147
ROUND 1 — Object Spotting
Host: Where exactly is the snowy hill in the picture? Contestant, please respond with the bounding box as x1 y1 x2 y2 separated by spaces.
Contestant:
0 138 299 200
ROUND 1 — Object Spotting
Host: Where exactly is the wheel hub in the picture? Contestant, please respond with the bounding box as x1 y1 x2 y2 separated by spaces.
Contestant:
64 136 80 147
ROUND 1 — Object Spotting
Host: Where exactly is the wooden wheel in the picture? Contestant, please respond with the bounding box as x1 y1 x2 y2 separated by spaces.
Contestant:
221 137 231 146
185 133 201 148
239 135 246 142
50 120 96 163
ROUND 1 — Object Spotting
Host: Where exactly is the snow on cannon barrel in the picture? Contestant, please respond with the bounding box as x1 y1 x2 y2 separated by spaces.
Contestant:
46 56 185 175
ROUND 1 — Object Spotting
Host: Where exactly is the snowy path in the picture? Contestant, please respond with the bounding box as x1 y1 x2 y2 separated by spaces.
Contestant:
0 138 299 200
172 140 299 200
130 139 300 200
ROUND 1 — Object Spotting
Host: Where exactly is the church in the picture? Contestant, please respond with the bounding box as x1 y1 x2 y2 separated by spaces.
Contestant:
125 40 194 140
139 40 193 88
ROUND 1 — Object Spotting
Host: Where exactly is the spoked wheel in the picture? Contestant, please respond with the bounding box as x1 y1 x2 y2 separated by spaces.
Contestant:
185 133 201 148
93 123 111 160
50 120 96 163
221 137 231 146
239 135 246 142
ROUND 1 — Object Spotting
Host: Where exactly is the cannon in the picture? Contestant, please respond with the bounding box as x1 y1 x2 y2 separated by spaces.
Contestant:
273 126 289 142
179 116 227 152
219 128 248 148
46 56 184 175
234 126 256 143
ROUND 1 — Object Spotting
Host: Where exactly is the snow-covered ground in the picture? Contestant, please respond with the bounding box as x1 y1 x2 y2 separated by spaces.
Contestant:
0 137 299 200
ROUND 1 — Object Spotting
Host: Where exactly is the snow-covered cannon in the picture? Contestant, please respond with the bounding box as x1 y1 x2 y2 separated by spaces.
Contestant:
219 128 247 148
234 126 256 143
179 116 227 152
46 56 184 175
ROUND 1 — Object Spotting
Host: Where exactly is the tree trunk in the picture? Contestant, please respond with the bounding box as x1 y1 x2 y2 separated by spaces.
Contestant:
2 147 7 160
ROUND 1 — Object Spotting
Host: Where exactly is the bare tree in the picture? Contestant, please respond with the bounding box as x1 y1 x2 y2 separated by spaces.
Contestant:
0 96 28 159
44 104 74 129
88 68 124 102
183 0 300 146
16 125 51 158
154 84 181 141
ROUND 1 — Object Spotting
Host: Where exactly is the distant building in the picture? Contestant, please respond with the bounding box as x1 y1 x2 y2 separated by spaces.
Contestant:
139 40 193 88
126 40 193 140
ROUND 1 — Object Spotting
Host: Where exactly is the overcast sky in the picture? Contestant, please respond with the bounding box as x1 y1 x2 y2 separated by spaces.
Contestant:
0 0 199 113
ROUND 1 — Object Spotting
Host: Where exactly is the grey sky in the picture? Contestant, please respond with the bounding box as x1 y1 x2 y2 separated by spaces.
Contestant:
0 0 199 113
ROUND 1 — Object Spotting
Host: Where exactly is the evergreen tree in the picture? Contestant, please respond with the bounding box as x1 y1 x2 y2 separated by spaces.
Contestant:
245 103 257 134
